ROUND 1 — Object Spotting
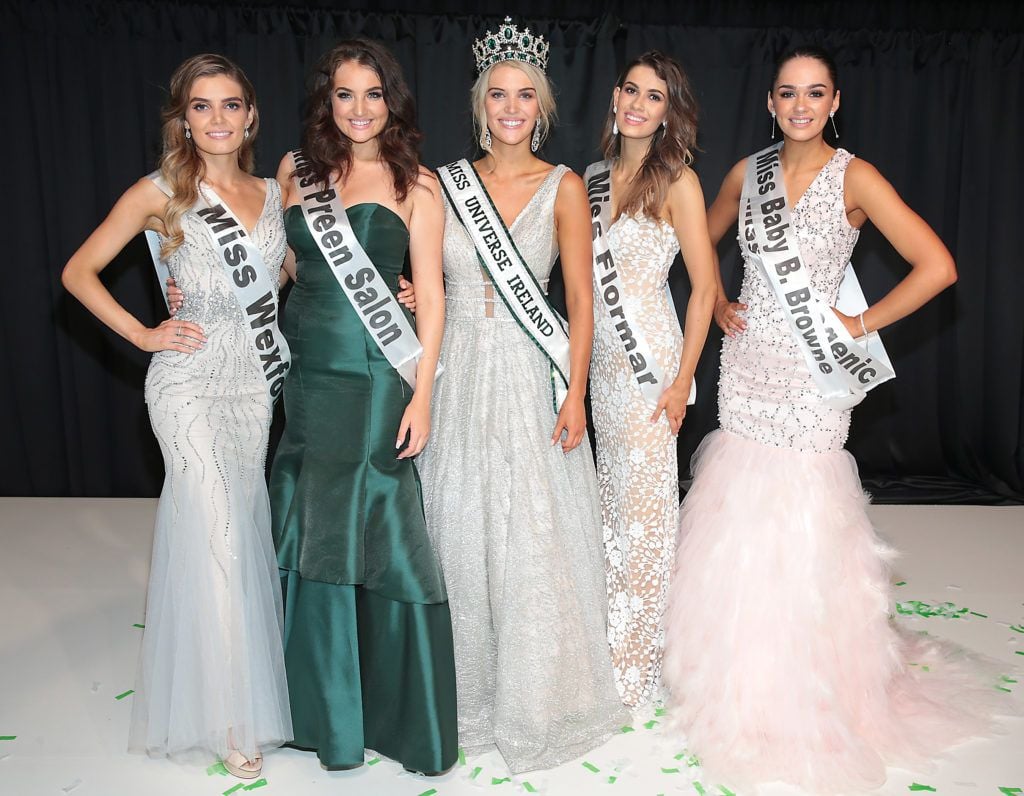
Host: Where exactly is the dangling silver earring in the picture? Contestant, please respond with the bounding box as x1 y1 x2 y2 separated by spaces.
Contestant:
481 127 492 151
829 111 839 139
244 126 250 140
184 125 192 140
612 106 619 136
531 122 541 153
770 112 776 140
662 119 668 131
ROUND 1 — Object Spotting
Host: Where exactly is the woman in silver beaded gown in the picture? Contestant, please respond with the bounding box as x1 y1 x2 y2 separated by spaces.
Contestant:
416 21 625 774
661 46 1001 794
62 55 291 778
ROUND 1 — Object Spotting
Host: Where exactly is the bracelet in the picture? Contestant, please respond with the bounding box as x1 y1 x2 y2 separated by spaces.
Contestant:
859 311 868 338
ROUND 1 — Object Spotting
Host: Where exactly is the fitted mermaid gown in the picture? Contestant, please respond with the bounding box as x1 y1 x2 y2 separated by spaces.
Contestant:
269 203 458 773
417 165 626 773
590 213 684 708
662 149 1001 792
130 178 292 763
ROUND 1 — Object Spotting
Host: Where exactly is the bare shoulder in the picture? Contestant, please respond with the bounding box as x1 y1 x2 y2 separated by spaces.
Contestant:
123 176 169 215
414 165 441 198
671 163 703 194
845 156 886 189
554 167 587 202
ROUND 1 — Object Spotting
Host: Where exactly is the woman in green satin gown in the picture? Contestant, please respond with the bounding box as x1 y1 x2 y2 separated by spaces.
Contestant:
268 39 457 773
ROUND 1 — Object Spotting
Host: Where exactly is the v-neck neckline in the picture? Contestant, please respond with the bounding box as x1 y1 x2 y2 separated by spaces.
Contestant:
470 162 560 231
199 177 272 238
784 149 841 212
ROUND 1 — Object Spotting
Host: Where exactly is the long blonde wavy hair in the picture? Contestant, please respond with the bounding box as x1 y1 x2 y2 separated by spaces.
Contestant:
155 54 259 258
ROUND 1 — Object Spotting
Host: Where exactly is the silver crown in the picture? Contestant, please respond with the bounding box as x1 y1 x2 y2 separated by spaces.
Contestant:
472 17 549 74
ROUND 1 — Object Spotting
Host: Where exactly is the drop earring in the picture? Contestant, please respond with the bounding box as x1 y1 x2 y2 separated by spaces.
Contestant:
770 111 776 140
829 111 839 139
244 126 250 140
531 122 541 153
612 106 618 136
481 127 492 151
662 119 668 131
184 125 192 140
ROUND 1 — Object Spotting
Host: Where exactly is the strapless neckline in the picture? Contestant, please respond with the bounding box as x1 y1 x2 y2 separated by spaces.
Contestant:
284 202 409 236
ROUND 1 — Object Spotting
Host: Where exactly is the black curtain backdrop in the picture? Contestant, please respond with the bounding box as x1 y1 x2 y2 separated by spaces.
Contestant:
2 0 1022 502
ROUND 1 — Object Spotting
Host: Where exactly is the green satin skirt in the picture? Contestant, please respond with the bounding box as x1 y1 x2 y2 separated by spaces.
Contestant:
279 572 458 771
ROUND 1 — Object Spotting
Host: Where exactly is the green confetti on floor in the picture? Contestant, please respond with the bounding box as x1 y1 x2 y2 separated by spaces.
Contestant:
908 785 936 792
644 719 658 729
718 787 737 796
470 766 482 779
685 754 701 767
654 706 666 717
1002 676 1019 683
114 689 134 700
997 686 1013 693
607 775 617 784
661 767 680 774
522 783 538 793
458 746 466 766
922 665 930 672
491 777 510 785
366 757 381 766
619 725 635 733
133 623 145 628
998 788 1023 795
693 784 707 795
674 752 685 760
0 736 16 741
222 784 244 796
1010 625 1024 634
582 761 600 773
969 611 989 618
896 600 969 619
894 581 907 586
242 780 267 792
418 790 438 796
206 761 229 776
1016 650 1024 656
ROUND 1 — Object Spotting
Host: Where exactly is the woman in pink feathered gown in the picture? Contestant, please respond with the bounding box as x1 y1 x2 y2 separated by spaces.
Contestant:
662 45 1004 793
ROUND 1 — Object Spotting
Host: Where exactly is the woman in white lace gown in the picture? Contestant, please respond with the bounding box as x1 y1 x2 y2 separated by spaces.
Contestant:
589 52 717 708
417 21 625 773
62 55 291 778
662 46 1002 793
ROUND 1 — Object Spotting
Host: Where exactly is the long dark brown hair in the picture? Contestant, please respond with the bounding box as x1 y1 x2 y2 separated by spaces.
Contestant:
301 39 421 202
157 54 259 258
600 51 699 220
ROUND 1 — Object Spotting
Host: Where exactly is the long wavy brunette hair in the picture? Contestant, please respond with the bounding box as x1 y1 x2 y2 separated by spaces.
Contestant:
600 51 699 220
301 39 421 201
156 54 259 258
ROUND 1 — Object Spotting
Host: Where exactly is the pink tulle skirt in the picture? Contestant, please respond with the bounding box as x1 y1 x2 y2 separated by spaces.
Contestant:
662 429 1003 793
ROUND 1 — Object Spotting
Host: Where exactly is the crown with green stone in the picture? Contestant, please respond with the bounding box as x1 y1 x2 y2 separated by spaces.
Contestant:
473 17 549 74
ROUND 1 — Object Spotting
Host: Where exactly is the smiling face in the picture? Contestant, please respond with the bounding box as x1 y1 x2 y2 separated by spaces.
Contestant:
768 56 840 143
330 59 389 144
483 63 541 148
184 75 254 156
613 64 669 139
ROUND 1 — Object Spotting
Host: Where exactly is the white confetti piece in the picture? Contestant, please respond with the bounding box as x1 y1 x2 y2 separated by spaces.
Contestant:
61 779 82 793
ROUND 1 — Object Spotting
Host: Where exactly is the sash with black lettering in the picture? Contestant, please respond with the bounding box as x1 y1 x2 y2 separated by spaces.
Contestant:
438 159 570 411
585 160 695 410
144 173 291 402
289 150 423 388
740 143 894 409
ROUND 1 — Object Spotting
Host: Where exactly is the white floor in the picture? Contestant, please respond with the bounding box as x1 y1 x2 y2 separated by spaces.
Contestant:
1 498 1022 796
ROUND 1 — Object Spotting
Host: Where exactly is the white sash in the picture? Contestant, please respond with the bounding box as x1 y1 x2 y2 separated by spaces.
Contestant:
740 144 894 409
585 160 696 411
438 159 570 411
144 173 291 402
289 150 424 388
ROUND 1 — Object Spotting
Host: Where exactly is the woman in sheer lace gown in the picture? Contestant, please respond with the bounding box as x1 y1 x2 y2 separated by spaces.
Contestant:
661 47 1003 793
588 52 717 708
61 56 291 778
417 23 625 773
